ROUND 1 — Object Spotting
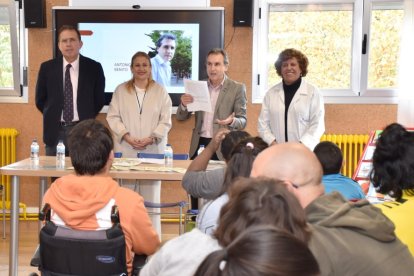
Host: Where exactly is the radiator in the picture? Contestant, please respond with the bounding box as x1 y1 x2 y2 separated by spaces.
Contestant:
0 128 27 219
320 134 369 178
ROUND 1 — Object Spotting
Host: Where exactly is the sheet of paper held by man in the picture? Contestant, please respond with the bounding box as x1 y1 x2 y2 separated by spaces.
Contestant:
184 79 212 113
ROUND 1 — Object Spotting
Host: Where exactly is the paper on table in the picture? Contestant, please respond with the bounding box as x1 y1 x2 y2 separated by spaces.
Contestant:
184 79 212 112
138 158 165 165
112 158 141 167
357 162 372 178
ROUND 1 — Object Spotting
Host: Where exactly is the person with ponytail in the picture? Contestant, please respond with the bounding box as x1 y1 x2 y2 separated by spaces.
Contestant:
140 177 311 276
194 225 320 276
196 137 268 235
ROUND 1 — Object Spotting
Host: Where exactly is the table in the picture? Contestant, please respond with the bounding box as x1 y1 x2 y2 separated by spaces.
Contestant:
0 156 191 276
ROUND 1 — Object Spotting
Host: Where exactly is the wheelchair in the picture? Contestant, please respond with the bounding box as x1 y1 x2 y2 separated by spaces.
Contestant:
30 204 146 276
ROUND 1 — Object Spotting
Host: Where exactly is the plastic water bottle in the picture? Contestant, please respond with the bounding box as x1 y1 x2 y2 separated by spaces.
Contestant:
56 140 65 169
30 138 39 168
164 144 173 168
197 145 205 156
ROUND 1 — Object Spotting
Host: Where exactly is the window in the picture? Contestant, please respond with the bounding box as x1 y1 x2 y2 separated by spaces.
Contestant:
252 0 404 104
0 0 27 102
362 1 404 95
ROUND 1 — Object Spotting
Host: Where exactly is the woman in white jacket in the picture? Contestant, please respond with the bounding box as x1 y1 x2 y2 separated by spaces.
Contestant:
258 48 324 150
107 51 172 235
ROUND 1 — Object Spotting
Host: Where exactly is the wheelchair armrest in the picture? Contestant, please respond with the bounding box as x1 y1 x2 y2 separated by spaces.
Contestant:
30 245 40 267
132 254 148 276
39 203 51 221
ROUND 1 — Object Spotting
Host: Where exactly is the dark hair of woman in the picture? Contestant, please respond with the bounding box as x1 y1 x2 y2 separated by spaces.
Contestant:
214 177 311 246
220 136 268 194
274 48 309 77
370 123 414 200
194 225 320 276
220 130 251 162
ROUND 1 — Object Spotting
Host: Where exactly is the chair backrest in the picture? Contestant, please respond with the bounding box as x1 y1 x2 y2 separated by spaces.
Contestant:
39 222 127 275
173 153 190 160
137 152 189 160
38 204 127 275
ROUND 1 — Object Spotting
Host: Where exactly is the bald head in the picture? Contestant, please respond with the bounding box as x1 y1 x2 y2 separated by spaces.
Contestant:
251 143 324 207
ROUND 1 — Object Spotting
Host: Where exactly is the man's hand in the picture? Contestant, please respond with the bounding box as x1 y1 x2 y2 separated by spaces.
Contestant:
216 112 235 126
180 93 194 107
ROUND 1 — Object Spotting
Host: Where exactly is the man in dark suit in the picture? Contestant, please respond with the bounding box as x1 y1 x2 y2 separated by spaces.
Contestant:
36 25 105 156
176 48 247 160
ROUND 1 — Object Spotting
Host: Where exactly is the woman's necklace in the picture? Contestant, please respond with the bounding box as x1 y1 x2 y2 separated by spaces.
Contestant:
134 85 147 115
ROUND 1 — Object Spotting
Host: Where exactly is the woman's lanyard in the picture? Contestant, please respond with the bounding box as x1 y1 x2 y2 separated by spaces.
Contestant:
134 86 147 115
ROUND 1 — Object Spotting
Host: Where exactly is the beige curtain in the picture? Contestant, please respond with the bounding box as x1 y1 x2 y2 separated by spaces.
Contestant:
397 0 414 127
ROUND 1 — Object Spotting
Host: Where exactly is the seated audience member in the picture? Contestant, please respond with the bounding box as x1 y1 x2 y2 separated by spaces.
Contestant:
194 225 320 276
197 137 268 234
313 141 365 200
251 142 414 276
42 119 160 274
370 123 414 255
140 177 312 276
182 129 250 200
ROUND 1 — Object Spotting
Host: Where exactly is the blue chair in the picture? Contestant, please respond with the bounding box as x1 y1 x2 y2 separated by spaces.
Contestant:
137 152 189 234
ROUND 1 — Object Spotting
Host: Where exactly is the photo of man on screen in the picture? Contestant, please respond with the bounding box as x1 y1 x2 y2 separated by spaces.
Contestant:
151 33 176 87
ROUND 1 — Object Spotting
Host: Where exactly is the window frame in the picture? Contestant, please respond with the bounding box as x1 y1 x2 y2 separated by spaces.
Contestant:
0 0 28 103
252 0 403 104
360 0 404 98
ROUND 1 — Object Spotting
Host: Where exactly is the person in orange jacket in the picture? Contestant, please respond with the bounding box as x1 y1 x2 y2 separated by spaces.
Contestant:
43 119 160 274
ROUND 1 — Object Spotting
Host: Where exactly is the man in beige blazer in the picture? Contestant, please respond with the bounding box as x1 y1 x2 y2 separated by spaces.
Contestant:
176 48 247 160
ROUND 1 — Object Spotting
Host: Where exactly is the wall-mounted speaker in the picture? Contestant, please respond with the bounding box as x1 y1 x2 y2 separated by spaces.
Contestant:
233 0 253 27
24 0 46 28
